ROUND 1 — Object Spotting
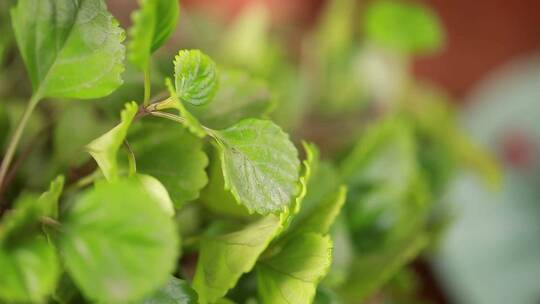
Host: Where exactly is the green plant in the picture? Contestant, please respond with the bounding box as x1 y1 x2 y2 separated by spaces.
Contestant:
0 0 498 303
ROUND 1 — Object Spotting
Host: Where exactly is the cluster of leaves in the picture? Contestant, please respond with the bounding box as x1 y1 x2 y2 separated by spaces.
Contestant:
0 0 498 303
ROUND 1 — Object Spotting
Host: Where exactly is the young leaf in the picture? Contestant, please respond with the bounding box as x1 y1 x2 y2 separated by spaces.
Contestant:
163 77 207 138
60 179 180 303
86 102 138 181
186 69 274 129
257 233 333 304
11 0 125 99
0 194 60 303
215 119 300 214
38 175 65 219
363 1 443 54
129 0 179 69
128 119 208 207
140 276 198 304
174 50 219 106
193 216 282 303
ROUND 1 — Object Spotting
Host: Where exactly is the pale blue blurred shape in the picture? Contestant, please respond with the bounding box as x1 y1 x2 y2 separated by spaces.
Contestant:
435 54 540 304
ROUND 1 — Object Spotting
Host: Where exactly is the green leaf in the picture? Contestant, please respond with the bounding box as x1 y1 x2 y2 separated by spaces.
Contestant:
11 0 125 99
0 235 59 303
363 1 444 54
140 276 198 304
60 179 180 303
128 0 179 69
341 233 429 301
86 102 138 181
164 77 207 138
38 175 65 219
215 119 300 214
128 119 208 207
339 118 418 251
289 186 347 236
0 194 60 303
186 69 274 129
257 233 333 304
193 216 282 303
135 174 175 217
174 49 219 106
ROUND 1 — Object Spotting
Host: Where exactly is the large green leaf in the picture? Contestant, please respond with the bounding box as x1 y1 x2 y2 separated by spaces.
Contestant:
129 0 179 69
257 233 333 304
174 49 219 106
11 0 125 99
60 179 180 303
193 216 282 303
363 1 443 54
215 119 300 214
128 119 208 207
140 276 198 304
187 69 274 129
0 193 60 303
86 102 138 181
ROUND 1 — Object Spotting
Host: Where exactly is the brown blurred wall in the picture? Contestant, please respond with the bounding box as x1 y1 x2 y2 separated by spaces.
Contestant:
413 0 540 100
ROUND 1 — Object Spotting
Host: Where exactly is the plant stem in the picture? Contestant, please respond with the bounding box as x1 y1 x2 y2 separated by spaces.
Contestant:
0 93 41 192
143 66 151 106
124 140 137 177
149 111 218 138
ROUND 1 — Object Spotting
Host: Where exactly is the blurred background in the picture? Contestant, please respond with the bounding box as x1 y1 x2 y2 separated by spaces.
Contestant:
139 1 540 303
2 0 540 303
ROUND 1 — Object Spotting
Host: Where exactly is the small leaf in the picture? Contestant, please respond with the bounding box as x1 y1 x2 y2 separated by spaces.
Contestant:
363 1 444 54
215 119 300 214
257 233 333 304
174 49 219 106
129 0 179 69
164 77 207 138
186 69 274 129
128 119 208 207
11 0 125 99
140 276 198 304
86 102 138 181
0 194 60 303
193 216 282 303
60 179 180 303
38 175 65 219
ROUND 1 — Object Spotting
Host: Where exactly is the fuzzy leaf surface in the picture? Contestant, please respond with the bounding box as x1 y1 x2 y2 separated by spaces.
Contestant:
216 119 300 214
174 49 218 106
